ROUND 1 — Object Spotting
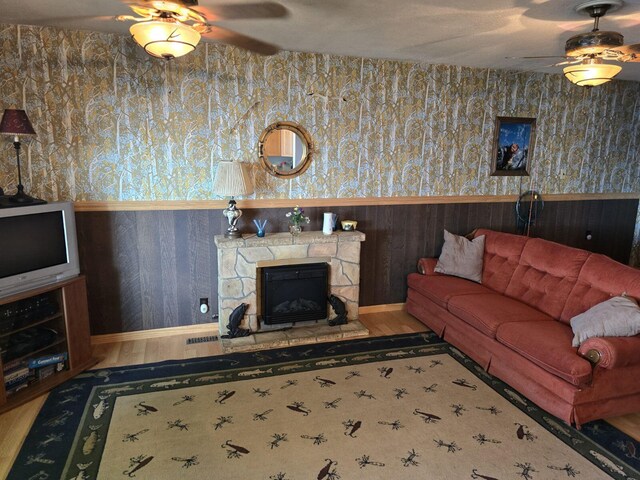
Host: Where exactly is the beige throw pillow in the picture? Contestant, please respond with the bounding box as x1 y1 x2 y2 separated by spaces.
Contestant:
434 230 485 283
570 295 640 347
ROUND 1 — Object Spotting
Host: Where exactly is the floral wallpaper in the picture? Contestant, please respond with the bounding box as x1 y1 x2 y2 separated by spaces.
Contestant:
0 23 638 204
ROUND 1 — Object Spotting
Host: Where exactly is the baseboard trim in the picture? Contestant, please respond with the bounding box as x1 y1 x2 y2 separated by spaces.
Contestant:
358 303 405 314
91 323 219 345
90 304 406 343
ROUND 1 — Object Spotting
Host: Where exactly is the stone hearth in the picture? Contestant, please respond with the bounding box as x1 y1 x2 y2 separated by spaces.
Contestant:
214 230 367 351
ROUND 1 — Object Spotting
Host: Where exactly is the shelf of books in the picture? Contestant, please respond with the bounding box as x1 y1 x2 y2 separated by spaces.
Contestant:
0 276 96 413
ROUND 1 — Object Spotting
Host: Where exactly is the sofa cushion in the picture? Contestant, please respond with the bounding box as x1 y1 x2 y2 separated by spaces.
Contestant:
504 238 589 320
434 230 485 283
447 293 554 338
561 253 640 323
474 229 529 294
496 321 593 386
570 295 640 347
407 273 492 309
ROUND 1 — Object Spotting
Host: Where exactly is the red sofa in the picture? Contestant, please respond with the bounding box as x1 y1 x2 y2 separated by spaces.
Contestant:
406 228 640 426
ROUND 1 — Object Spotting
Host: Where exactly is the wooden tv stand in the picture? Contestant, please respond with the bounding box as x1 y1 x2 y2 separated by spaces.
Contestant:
0 276 96 414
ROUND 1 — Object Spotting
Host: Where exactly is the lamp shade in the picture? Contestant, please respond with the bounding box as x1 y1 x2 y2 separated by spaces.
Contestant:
213 161 254 197
563 61 622 87
130 19 200 59
0 109 36 137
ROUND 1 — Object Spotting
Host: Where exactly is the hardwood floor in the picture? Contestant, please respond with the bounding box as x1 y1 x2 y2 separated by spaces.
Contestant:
0 310 638 479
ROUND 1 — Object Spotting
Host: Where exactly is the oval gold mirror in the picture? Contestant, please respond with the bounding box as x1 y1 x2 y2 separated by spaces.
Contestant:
258 122 313 178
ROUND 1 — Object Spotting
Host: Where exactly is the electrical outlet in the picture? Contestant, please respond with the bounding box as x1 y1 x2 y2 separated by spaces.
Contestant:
199 298 209 314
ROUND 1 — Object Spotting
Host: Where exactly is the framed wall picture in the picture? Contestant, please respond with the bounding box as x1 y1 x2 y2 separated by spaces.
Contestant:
491 116 536 176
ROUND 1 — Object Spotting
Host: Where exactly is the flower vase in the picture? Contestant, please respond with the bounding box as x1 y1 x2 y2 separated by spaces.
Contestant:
289 225 302 235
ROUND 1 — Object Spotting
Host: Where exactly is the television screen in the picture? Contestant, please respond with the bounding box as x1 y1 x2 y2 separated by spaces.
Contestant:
0 211 68 279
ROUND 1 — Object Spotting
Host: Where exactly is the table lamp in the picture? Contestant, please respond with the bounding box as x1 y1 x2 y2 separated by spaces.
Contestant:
0 109 45 205
213 161 254 238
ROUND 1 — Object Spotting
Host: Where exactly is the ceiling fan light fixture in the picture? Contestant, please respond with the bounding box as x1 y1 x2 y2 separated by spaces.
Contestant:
563 59 622 86
130 18 200 59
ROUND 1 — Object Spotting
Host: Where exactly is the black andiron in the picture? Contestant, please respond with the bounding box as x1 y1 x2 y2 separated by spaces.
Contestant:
222 303 251 338
328 295 348 326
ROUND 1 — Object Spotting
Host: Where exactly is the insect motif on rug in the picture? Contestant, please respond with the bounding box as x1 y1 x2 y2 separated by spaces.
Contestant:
378 419 403 430
406 365 425 374
25 454 55 465
280 380 298 389
471 468 499 480
472 433 502 445
353 390 376 400
221 440 250 459
393 388 408 399
167 419 189 431
413 409 441 423
342 419 362 438
300 433 327 445
452 378 477 390
171 455 199 468
213 416 233 430
268 473 288 480
401 449 420 467
286 402 311 416
344 371 360 380
268 433 288 449
252 409 273 421
314 376 336 388
123 455 153 477
451 404 467 417
37 433 63 448
317 459 340 480
134 401 158 416
44 410 73 427
422 384 438 393
323 398 342 409
356 454 385 468
122 429 149 443
515 423 538 442
173 395 195 406
514 462 537 480
215 390 236 405
429 360 443 368
377 367 393 378
476 405 502 415
547 464 580 476
252 388 271 398
433 439 461 453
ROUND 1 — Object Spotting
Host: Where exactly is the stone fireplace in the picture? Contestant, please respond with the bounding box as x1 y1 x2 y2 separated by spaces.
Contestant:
214 230 367 350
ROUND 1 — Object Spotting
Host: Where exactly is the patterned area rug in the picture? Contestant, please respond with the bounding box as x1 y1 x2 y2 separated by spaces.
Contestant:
9 333 640 480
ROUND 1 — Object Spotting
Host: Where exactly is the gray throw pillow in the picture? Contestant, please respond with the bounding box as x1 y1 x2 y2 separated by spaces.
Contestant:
434 230 485 283
570 295 640 347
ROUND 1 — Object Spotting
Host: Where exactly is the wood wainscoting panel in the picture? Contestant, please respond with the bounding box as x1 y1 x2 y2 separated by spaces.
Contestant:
76 198 638 335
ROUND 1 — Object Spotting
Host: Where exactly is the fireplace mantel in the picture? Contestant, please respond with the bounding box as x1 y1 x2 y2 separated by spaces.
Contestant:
214 230 365 337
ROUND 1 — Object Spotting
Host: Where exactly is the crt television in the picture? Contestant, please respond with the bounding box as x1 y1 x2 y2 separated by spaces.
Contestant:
0 201 80 299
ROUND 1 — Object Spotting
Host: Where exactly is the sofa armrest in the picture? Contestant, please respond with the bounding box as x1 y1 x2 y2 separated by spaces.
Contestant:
417 258 441 275
578 336 640 369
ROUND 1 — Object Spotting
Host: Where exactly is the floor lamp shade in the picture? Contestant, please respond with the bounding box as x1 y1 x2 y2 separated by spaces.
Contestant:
0 109 36 139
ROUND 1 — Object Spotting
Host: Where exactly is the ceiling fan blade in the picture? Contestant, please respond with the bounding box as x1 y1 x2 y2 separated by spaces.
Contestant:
202 26 280 55
195 2 287 21
506 55 569 60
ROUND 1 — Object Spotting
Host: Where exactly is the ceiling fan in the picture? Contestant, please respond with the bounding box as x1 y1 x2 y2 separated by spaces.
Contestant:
520 0 640 86
116 0 287 59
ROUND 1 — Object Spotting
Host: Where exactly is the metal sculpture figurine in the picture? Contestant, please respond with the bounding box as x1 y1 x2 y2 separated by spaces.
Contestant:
327 295 348 326
223 303 251 338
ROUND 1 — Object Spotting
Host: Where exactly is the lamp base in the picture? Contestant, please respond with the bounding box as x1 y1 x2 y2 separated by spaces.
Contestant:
0 193 47 209
223 199 244 238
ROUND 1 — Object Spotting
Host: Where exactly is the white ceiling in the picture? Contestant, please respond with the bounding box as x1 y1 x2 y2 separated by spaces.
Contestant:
2 0 640 82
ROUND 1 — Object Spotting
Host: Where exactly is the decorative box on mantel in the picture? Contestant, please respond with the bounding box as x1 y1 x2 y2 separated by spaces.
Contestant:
214 230 366 337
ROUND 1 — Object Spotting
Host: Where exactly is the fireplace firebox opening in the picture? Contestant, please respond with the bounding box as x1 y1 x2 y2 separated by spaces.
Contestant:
260 262 328 325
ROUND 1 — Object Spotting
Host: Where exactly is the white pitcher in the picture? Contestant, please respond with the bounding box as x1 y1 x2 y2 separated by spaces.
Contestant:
322 212 336 235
